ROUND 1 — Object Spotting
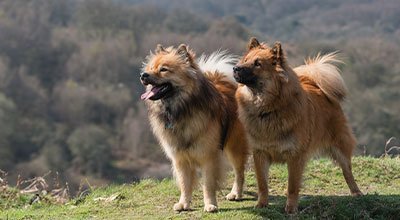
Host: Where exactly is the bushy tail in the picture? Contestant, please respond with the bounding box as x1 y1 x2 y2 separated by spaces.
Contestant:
294 52 347 102
197 50 238 82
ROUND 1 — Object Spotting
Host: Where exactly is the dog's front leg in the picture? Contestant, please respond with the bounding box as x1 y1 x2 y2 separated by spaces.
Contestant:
202 158 220 212
173 159 195 212
253 149 270 208
285 157 306 214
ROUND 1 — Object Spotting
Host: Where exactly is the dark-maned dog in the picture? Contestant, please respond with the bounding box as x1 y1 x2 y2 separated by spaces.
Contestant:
234 38 362 213
140 44 249 212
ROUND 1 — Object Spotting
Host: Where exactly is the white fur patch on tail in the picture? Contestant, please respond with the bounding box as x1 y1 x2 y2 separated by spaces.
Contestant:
197 50 238 82
294 52 347 102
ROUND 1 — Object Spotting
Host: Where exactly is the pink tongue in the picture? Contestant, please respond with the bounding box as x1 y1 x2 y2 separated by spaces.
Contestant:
141 86 161 100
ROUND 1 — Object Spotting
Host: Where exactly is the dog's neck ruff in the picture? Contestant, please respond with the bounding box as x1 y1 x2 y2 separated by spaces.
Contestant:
161 98 229 151
157 76 229 151
163 111 174 129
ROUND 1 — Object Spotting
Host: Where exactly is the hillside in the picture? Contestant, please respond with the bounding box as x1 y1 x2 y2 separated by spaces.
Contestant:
1 157 399 219
0 0 400 196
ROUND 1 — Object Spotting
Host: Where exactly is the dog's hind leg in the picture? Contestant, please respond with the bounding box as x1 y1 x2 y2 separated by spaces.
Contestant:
330 131 363 196
285 155 306 214
225 150 246 201
224 121 249 201
172 158 196 212
224 140 248 201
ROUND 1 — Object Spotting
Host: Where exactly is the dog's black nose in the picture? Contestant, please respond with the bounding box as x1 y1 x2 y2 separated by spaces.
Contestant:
233 66 242 72
140 72 149 80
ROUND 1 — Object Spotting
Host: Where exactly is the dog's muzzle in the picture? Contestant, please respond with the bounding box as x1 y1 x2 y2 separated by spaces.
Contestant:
140 72 152 85
233 66 257 85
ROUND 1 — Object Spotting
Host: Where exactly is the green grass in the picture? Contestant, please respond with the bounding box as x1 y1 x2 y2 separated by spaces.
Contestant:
1 157 399 219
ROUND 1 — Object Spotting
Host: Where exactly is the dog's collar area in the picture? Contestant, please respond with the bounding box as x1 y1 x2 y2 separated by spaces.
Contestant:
163 109 174 129
165 121 173 129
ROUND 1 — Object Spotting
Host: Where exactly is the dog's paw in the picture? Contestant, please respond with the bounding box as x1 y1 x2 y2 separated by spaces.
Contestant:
254 201 268 209
225 192 242 201
204 204 218 213
285 203 298 214
173 202 190 212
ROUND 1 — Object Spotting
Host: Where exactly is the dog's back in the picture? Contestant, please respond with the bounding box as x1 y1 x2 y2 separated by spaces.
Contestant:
198 52 240 145
199 51 249 150
292 53 353 150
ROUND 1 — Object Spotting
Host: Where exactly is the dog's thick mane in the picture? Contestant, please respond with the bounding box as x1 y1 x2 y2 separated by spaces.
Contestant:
157 50 237 127
159 75 222 124
294 52 347 103
150 70 226 150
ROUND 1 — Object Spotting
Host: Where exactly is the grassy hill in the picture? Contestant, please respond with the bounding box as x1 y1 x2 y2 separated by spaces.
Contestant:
1 157 399 219
1 0 400 198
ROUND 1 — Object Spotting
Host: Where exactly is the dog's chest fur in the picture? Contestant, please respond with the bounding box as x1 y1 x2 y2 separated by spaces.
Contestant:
237 88 302 161
150 105 212 151
146 80 224 155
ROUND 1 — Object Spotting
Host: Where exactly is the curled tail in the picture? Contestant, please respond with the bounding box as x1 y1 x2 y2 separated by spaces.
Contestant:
294 52 347 102
197 50 238 83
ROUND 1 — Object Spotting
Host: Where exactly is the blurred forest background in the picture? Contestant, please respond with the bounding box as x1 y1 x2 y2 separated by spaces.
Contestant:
0 0 399 193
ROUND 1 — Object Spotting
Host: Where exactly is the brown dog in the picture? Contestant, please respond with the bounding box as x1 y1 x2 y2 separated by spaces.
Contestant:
234 38 362 213
140 44 249 212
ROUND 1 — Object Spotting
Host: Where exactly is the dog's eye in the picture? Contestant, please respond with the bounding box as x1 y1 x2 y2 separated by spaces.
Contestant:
159 67 168 72
254 59 261 67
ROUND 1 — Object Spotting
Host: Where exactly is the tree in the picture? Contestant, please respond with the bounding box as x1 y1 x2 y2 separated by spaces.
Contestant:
0 93 16 170
67 125 113 177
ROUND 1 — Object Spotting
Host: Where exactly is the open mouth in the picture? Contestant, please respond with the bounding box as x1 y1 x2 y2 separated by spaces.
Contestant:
141 83 173 101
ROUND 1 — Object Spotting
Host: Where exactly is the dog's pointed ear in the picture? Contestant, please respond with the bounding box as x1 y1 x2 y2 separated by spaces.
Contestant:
155 44 166 53
272 42 288 82
177 44 194 63
272 42 283 60
247 37 261 50
177 44 188 56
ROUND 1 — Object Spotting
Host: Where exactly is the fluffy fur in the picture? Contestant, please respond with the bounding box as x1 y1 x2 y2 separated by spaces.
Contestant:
234 38 362 214
198 51 239 82
294 52 347 102
140 44 249 212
